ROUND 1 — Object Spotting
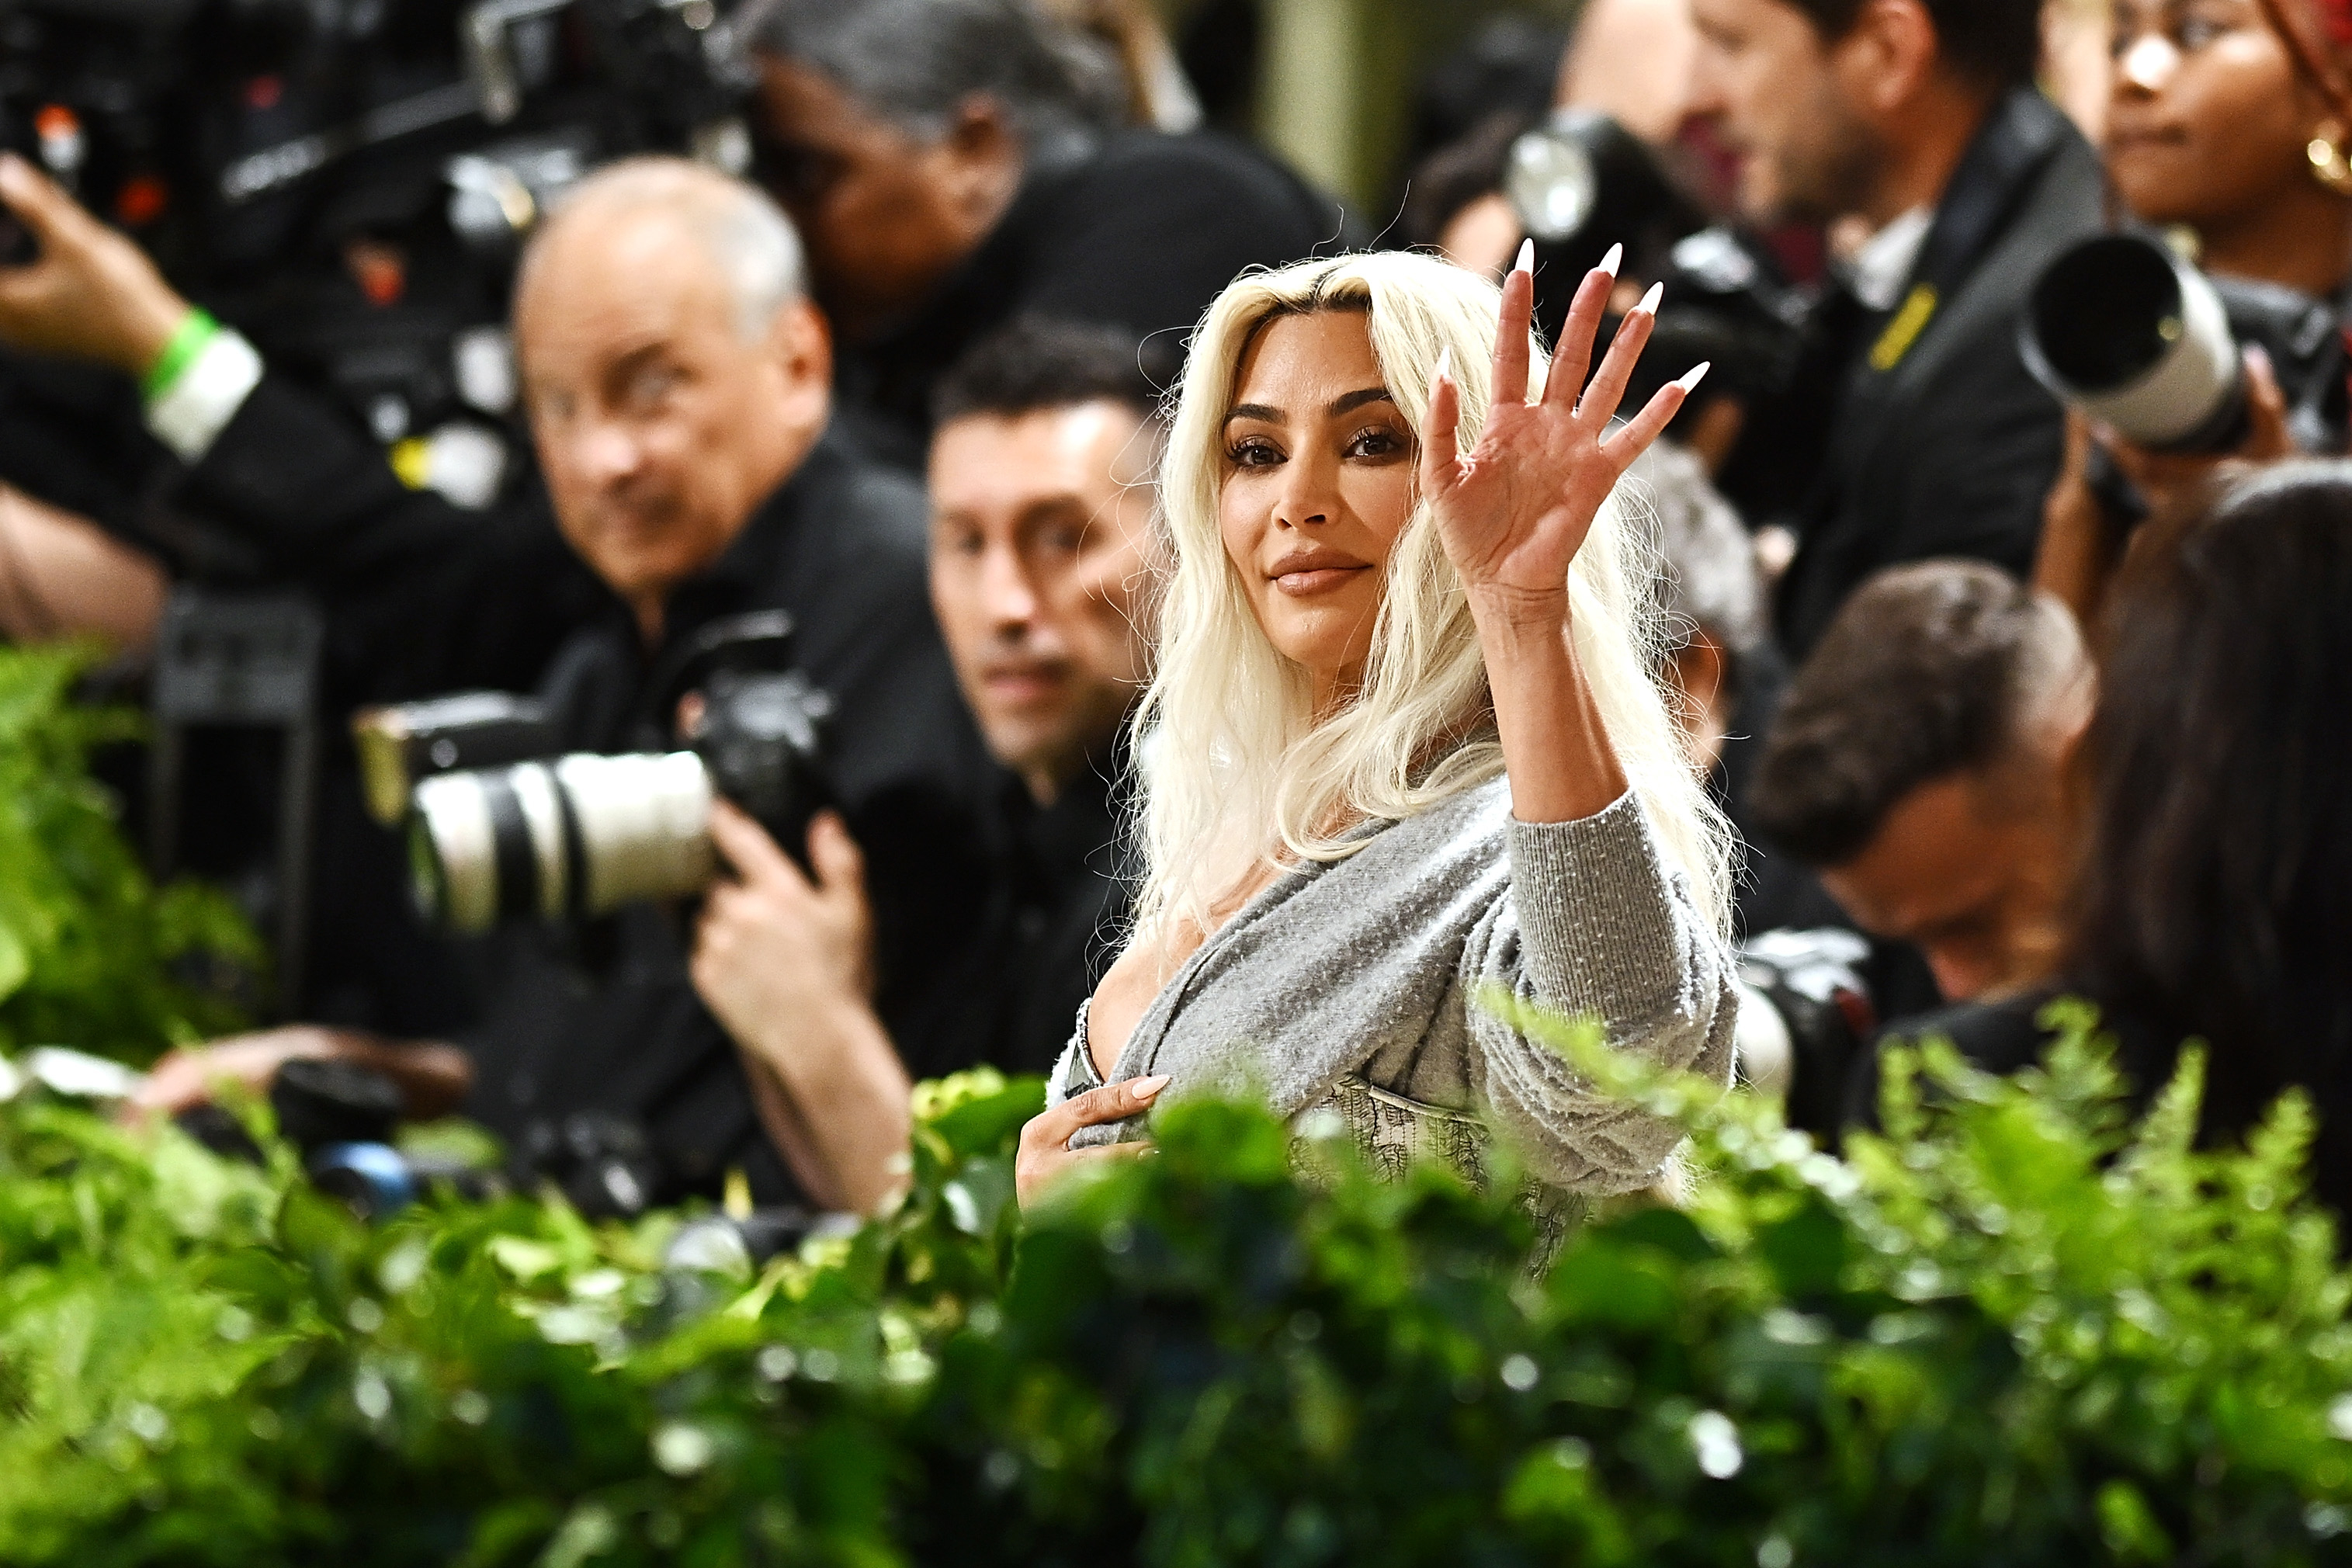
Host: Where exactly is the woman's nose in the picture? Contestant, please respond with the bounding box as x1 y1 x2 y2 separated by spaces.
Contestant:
1275 454 1336 529
2117 33 2178 95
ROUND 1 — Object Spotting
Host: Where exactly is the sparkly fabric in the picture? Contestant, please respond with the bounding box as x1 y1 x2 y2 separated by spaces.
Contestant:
1290 1074 1589 1271
1049 781 1738 1196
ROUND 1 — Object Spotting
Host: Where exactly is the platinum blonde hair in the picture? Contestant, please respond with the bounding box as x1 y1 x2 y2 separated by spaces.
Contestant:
1130 250 1733 945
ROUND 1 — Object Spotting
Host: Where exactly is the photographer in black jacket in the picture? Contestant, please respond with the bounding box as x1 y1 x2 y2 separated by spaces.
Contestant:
0 152 990 1212
1686 0 2104 659
737 0 1341 471
692 320 1163 1179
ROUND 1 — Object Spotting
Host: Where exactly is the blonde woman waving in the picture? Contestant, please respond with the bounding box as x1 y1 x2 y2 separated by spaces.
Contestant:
1017 244 1736 1220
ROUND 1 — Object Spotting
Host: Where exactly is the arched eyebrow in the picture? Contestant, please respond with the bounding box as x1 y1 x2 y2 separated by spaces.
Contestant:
1223 387 1396 426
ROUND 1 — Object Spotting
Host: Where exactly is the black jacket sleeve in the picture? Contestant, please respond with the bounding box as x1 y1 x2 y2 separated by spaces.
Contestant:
174 373 599 702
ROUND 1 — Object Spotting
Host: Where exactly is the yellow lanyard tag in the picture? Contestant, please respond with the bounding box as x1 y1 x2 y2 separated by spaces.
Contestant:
1869 283 1940 373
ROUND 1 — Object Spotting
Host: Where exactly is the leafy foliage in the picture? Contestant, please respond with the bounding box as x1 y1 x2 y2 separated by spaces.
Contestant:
5 652 2351 1563
2 1009 2351 1566
0 645 260 1062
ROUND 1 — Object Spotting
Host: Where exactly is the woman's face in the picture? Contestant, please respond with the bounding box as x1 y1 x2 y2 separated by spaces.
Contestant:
1217 310 1421 696
2106 0 2329 229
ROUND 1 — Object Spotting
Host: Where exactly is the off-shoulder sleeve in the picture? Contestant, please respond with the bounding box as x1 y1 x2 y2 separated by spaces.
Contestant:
1464 789 1738 1194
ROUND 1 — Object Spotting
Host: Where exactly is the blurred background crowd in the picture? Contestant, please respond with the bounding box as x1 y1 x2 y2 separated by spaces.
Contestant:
0 0 2346 1226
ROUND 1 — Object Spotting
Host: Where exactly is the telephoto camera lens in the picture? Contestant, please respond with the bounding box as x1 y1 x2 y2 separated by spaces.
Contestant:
2021 233 2250 453
409 751 717 933
404 667 831 934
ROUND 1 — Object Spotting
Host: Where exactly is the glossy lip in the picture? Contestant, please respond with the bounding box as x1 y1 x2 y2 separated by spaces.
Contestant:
1266 545 1373 598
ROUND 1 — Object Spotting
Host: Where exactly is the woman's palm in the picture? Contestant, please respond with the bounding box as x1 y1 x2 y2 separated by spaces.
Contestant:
1423 256 1697 614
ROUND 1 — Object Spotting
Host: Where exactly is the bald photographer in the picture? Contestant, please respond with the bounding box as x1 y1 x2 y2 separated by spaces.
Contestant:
0 153 990 1212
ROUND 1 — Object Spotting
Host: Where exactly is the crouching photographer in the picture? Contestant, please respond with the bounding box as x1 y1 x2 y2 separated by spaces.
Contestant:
1 153 990 1215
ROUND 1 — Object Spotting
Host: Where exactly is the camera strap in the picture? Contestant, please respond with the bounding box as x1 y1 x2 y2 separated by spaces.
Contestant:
1862 88 2073 377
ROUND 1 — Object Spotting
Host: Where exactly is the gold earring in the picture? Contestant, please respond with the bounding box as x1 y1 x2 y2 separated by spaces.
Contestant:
2310 122 2352 196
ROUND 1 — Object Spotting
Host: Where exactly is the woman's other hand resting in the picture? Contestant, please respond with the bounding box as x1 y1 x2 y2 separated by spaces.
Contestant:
1015 1073 1166 1207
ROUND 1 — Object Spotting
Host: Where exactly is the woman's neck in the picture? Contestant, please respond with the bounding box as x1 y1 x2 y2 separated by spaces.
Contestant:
1310 661 1363 721
2198 186 2352 298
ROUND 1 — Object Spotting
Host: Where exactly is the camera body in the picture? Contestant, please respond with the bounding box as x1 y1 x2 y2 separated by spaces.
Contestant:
1502 111 1807 416
360 613 834 935
2023 231 2351 457
1735 928 1882 1140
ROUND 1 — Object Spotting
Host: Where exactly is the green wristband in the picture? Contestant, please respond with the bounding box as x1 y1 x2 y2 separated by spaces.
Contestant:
141 308 220 402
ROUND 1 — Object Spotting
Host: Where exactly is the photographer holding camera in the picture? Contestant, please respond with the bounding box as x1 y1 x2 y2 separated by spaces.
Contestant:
0 151 991 1213
1685 0 2104 659
736 0 1341 472
695 320 1164 1187
2035 0 2352 632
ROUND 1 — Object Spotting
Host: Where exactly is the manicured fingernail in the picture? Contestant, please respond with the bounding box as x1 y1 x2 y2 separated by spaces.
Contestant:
1514 238 1535 276
1131 1075 1171 1099
1598 242 1623 279
1636 281 1665 316
1434 345 1452 382
1675 360 1712 394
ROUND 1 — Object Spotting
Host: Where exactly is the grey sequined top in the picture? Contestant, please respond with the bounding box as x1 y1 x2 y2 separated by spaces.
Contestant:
1048 779 1738 1195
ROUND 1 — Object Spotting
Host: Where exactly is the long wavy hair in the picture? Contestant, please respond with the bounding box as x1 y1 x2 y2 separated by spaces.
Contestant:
2069 460 2352 1212
1129 251 1733 945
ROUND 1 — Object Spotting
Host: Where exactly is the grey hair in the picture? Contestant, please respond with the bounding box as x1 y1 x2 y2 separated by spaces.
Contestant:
1632 440 1766 658
736 0 1123 145
533 157 807 341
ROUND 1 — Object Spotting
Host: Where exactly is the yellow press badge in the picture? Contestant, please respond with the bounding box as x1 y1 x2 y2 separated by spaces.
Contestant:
1869 283 1940 373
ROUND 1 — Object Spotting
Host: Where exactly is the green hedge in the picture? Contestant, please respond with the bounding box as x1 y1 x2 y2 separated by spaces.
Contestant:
4 645 2352 1566
3 1011 2350 1566
0 644 259 1061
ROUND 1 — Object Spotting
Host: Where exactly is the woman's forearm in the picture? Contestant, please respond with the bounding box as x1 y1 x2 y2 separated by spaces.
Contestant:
744 1001 913 1213
1472 589 1629 824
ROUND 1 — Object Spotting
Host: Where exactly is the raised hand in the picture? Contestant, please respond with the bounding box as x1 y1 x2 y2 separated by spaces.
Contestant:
0 153 189 376
1421 240 1706 626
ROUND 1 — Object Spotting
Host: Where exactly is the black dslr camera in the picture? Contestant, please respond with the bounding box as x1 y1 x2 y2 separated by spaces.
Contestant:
353 612 834 934
1735 928 1882 1140
1501 110 1810 413
2022 231 2350 459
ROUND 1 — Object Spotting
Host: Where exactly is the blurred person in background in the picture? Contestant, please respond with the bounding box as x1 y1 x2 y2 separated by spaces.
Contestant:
1748 561 2092 1008
1633 442 1841 940
738 0 1340 472
692 319 1164 1187
1872 464 2352 1218
1035 0 1204 131
1686 0 2104 659
0 154 990 1214
2037 0 2352 630
2045 0 2116 143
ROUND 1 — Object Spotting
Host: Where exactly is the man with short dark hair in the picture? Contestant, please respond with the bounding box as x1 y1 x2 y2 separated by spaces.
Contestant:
1686 0 2104 657
737 0 1339 469
921 321 1159 1067
1747 560 2092 1005
690 320 1161 1176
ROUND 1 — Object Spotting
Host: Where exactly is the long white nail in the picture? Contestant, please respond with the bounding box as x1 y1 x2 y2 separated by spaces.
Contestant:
1674 360 1712 394
1514 237 1535 276
1598 242 1623 279
1435 345 1453 381
1636 281 1665 316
